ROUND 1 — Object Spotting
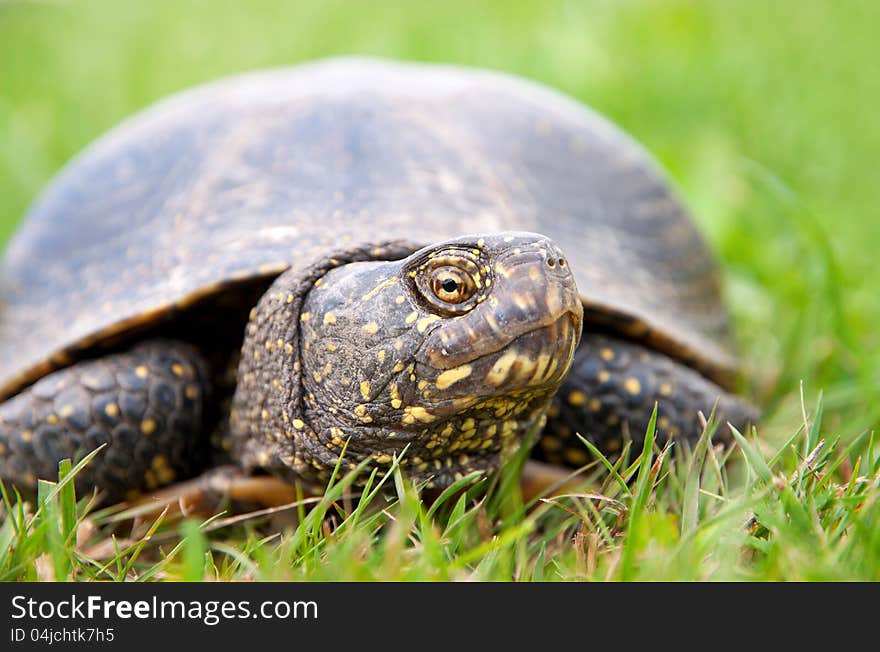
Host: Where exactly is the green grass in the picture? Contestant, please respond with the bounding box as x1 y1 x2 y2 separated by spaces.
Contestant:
1 0 878 580
3 395 878 581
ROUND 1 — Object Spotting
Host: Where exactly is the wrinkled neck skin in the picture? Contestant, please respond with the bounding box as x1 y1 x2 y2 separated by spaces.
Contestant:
230 233 582 490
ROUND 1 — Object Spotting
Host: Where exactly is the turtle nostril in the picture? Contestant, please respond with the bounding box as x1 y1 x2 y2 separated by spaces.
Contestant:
547 258 556 268
558 258 566 268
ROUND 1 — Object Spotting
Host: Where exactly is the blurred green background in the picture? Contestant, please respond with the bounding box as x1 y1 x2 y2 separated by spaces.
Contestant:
1 0 877 440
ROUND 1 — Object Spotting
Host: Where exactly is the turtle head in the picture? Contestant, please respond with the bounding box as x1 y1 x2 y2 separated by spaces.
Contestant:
231 233 582 488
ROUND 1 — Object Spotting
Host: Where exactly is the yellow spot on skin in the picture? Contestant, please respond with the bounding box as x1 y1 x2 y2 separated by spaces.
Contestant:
393 362 405 373
659 383 673 397
362 321 379 335
21 430 32 442
261 409 270 420
658 416 672 430
354 404 372 422
312 371 322 383
417 380 428 390
186 385 199 400
373 453 393 464
589 398 602 412
530 353 551 384
541 435 561 451
104 404 119 418
141 419 157 435
326 342 337 352
59 405 74 419
512 354 538 382
171 363 185 377
460 418 475 432
402 405 436 424
287 293 295 303
292 419 305 430
285 342 294 354
416 315 440 333
360 381 371 400
323 312 337 325
395 295 406 304
299 312 311 322
567 391 587 406
135 366 149 379
597 370 610 383
624 377 642 396
435 364 473 390
45 414 59 425
545 288 562 317
390 383 402 409
487 349 518 386
405 311 419 324
600 348 615 361
377 350 386 363
361 277 397 301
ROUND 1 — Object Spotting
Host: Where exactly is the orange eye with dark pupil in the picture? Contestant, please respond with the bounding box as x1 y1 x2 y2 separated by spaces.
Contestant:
430 267 475 304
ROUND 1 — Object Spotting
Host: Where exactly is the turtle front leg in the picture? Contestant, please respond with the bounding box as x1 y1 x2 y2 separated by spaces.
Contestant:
536 334 758 466
0 339 211 503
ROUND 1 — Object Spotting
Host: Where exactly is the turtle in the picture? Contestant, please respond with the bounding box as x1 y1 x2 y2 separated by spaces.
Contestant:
0 58 757 505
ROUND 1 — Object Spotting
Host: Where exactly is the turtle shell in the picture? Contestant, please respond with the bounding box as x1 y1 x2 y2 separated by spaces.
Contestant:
0 58 737 399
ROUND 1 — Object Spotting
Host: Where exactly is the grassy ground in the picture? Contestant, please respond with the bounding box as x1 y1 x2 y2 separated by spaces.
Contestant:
0 0 877 580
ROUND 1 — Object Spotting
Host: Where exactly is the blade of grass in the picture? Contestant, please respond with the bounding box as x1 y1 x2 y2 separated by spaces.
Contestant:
619 404 658 581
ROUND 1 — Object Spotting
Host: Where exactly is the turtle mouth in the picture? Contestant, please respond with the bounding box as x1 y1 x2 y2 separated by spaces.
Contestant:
400 316 581 486
410 309 581 420
470 309 581 392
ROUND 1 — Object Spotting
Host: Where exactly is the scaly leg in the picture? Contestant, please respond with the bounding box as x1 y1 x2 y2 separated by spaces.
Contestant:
0 339 211 503
537 333 758 466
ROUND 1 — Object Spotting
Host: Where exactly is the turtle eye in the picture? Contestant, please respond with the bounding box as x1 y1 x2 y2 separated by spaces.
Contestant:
410 248 487 315
430 267 475 305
